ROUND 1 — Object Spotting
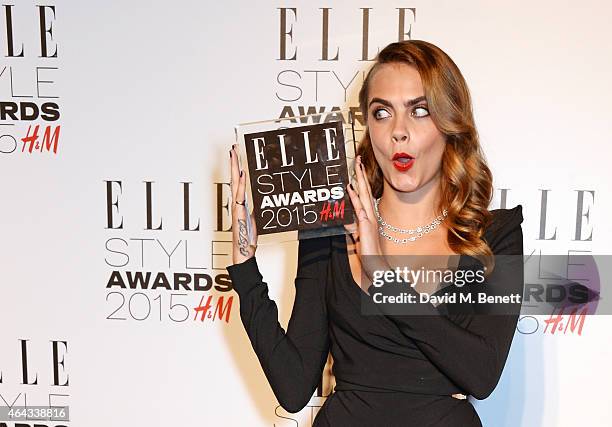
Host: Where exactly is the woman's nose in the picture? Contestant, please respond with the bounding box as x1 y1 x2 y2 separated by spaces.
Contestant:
392 119 409 143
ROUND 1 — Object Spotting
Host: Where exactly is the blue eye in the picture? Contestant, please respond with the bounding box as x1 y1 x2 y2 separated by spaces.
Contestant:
373 108 390 120
412 106 429 118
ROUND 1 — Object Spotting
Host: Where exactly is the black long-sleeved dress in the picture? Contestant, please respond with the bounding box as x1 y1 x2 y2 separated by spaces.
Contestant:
226 205 524 427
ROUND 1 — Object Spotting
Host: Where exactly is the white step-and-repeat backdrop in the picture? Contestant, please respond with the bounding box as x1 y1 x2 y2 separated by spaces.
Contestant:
2 1 610 426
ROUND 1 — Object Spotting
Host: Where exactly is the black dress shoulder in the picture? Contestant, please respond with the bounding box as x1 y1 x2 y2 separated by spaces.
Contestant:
227 205 524 427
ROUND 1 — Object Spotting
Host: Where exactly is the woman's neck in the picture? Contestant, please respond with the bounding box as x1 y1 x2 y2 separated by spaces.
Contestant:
378 174 443 229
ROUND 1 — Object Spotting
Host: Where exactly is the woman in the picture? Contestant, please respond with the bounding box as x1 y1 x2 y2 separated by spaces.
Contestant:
227 40 524 427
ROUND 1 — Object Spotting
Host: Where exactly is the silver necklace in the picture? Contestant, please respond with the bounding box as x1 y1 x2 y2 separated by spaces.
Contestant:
374 198 448 244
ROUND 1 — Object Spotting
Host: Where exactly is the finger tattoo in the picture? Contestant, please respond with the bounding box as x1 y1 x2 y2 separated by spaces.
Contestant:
237 218 250 257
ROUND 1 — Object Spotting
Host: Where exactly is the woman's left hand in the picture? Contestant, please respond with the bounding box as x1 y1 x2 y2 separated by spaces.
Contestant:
345 155 390 291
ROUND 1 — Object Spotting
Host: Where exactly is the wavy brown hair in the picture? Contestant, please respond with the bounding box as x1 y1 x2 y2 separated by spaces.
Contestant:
356 40 495 271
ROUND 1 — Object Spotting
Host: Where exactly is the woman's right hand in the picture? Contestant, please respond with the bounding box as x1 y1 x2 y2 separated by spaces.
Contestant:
229 144 258 264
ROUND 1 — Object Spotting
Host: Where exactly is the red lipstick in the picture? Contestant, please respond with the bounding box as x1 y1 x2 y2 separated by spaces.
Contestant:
392 152 415 172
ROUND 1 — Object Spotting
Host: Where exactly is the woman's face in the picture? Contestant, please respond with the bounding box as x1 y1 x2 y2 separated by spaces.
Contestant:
366 62 446 195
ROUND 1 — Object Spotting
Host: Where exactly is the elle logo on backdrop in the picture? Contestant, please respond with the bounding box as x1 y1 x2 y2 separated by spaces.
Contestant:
243 121 354 235
0 4 61 156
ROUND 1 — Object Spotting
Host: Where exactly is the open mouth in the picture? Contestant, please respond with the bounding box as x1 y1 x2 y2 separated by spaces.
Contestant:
392 152 415 171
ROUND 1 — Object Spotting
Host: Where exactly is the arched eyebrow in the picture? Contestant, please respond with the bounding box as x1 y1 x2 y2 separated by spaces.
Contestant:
369 96 427 109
